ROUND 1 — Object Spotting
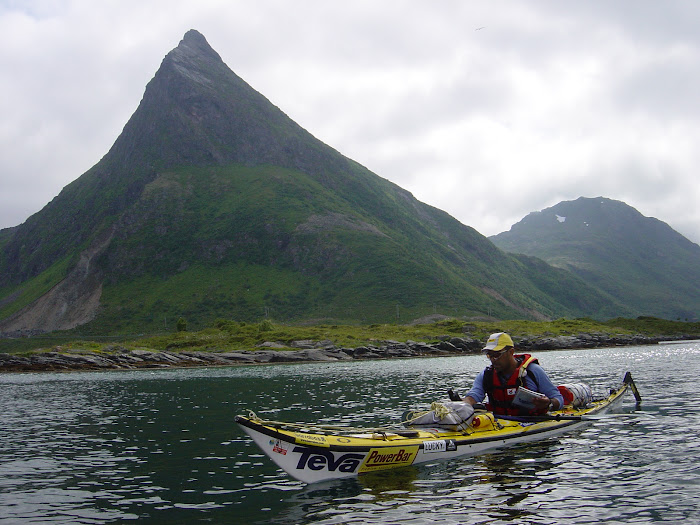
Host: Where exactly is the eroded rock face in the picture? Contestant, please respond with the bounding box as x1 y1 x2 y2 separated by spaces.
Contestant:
0 227 115 333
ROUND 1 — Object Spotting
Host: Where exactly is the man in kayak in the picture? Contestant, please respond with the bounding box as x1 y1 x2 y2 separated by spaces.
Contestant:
464 332 564 415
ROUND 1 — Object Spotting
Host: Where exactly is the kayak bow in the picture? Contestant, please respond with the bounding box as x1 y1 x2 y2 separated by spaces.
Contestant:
235 372 638 484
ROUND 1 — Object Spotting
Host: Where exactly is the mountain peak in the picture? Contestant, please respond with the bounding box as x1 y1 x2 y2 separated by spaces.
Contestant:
181 29 212 49
0 32 625 333
165 29 223 84
100 28 348 177
490 196 700 320
0 30 338 287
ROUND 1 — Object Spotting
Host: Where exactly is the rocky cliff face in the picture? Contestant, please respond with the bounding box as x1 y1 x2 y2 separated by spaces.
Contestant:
0 228 112 333
107 30 350 175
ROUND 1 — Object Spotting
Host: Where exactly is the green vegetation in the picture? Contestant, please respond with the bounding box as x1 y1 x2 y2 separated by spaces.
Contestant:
0 253 73 320
1 316 697 356
603 316 700 336
2 30 697 340
52 164 624 334
491 197 700 320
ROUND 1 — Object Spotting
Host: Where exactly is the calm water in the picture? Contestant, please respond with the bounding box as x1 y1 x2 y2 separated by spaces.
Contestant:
1 342 699 524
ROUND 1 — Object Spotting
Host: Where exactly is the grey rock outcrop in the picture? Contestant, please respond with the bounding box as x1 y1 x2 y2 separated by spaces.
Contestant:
0 333 669 373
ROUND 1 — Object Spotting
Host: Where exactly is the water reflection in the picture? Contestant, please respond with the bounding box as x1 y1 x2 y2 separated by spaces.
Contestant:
1 343 699 523
259 441 566 524
356 466 419 498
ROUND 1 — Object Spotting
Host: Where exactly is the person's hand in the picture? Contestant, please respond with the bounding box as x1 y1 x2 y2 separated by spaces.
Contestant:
532 395 551 411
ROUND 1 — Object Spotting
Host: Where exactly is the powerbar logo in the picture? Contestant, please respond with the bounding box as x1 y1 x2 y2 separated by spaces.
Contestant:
294 446 365 473
358 446 419 473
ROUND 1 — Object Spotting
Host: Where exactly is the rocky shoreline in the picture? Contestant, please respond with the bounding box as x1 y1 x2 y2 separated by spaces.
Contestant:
0 333 688 373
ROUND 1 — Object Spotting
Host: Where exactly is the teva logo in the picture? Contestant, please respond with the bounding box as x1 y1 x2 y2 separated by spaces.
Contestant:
293 446 365 472
358 446 419 473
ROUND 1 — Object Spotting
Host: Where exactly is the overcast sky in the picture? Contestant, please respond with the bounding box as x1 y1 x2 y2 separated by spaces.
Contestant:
2 1 699 244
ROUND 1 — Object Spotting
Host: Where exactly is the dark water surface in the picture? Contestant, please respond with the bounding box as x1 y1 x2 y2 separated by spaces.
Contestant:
1 342 699 524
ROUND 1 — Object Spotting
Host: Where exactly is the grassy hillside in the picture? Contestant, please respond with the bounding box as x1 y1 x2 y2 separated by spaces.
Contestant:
1 316 697 356
492 197 700 320
0 254 74 320
69 163 624 333
0 161 630 335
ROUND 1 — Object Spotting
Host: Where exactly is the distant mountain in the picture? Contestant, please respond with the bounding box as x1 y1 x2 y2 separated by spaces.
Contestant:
491 197 700 320
0 31 624 334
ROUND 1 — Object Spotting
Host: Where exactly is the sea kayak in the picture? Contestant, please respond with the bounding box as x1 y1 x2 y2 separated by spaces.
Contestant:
235 372 641 484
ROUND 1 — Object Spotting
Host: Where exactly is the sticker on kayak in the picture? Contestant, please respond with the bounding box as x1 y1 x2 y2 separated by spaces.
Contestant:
293 432 329 447
293 446 365 473
270 439 289 455
358 446 419 473
423 440 457 453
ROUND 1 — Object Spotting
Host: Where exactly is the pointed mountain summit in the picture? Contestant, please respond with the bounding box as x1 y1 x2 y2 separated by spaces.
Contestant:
0 32 621 334
491 197 700 320
109 29 348 174
2 30 348 285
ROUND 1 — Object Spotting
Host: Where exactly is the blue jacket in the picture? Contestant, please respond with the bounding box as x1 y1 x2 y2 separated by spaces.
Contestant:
466 361 564 409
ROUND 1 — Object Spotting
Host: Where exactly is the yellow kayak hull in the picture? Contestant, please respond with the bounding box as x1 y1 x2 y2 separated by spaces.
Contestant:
236 373 636 484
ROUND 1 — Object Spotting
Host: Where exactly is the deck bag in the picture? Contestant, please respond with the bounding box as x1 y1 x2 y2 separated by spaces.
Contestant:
403 401 475 431
557 383 593 408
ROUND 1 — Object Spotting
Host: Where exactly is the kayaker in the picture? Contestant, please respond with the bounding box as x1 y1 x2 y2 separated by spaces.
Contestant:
464 332 564 415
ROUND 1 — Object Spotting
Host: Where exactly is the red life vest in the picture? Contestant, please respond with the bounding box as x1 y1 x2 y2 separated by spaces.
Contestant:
483 354 545 415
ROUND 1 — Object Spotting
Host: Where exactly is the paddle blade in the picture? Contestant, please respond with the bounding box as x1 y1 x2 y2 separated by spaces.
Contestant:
623 372 642 402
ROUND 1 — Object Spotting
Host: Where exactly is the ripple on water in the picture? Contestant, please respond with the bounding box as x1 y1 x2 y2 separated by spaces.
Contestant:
1 344 700 524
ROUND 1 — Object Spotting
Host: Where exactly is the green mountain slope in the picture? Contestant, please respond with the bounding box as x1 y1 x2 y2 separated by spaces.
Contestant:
491 197 700 320
0 31 624 334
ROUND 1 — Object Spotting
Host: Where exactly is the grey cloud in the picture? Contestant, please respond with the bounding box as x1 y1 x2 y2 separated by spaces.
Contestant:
1 1 699 246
